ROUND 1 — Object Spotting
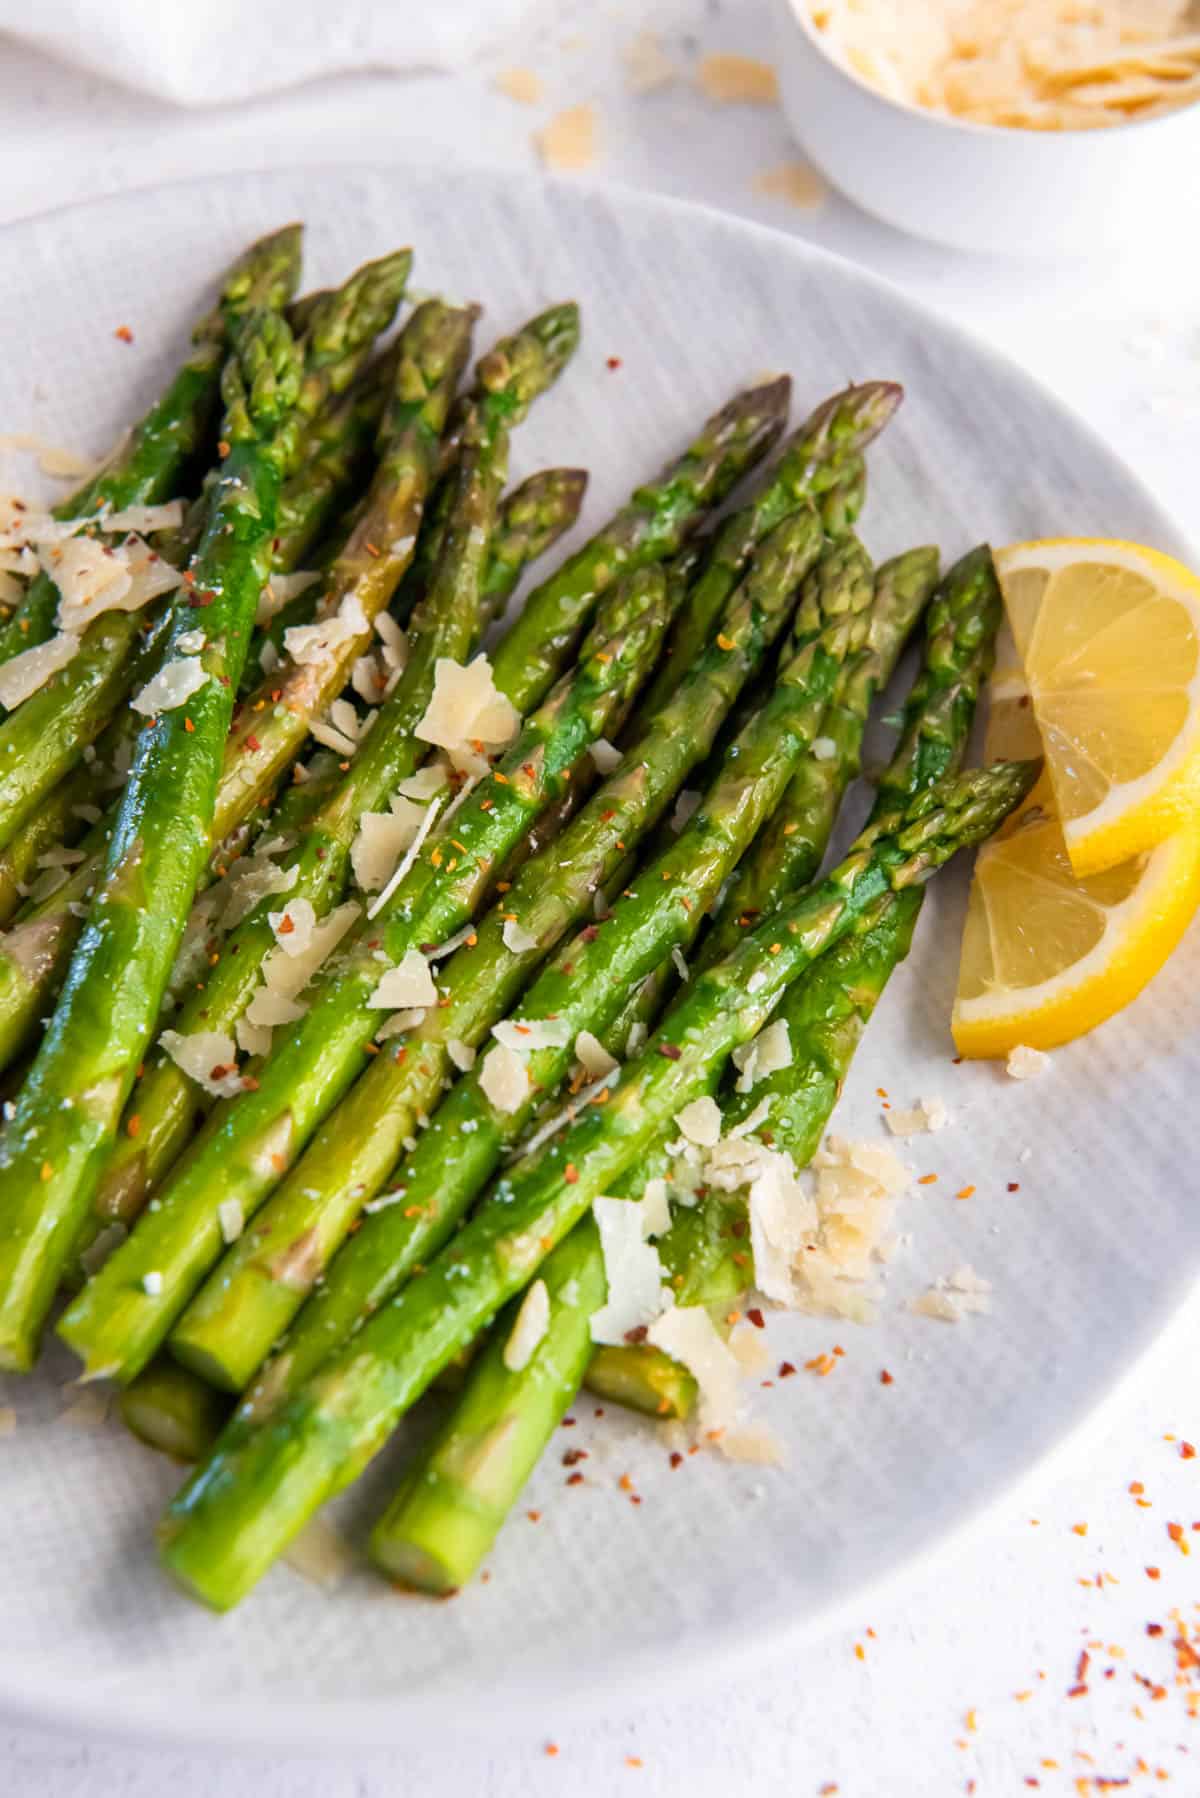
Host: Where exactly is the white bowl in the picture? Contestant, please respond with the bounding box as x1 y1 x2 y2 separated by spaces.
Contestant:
772 0 1200 255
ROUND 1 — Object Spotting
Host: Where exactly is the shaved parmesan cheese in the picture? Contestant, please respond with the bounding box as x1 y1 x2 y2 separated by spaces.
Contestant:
811 735 837 761
101 500 185 536
502 1278 551 1371
375 1007 426 1041
370 948 438 1010
256 569 320 627
575 1030 618 1079
589 1197 670 1345
244 900 359 1043
175 629 205 654
351 652 385 703
350 797 427 893
670 788 701 833
639 1175 672 1240
675 1095 722 1147
235 1016 272 1058
0 629 79 708
588 737 622 774
479 1043 529 1114
374 610 406 670
731 1018 791 1092
501 916 538 954
1007 1043 1050 1079
218 1199 245 1244
886 1095 950 1137
160 1029 242 1099
447 1038 475 1072
395 762 447 802
131 655 208 716
48 532 178 634
283 607 364 668
647 1305 740 1430
493 1016 572 1053
221 852 298 932
414 655 520 774
366 794 444 922
729 1322 770 1374
717 1423 785 1465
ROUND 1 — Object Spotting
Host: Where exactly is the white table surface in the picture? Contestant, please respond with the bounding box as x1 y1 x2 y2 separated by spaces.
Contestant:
3 3 1200 1792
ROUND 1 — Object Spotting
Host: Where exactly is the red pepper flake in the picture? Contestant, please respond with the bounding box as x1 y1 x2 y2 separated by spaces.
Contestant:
1167 1521 1190 1554
746 1306 765 1329
625 1757 642 1769
606 355 622 370
1146 1566 1161 1579
854 1642 865 1661
114 324 134 344
715 633 735 651
917 1172 938 1186
564 1164 579 1184
243 734 262 753
544 1743 559 1757
1007 1181 1020 1192
182 716 196 734
565 1471 584 1487
1147 1622 1164 1636
1181 1441 1196 1459
618 1474 634 1493
657 1043 681 1060
669 1451 683 1469
217 439 231 459
526 1510 541 1523
126 1114 141 1138
818 1785 839 1796
805 1352 837 1377
1072 1522 1088 1536
778 1360 797 1378
187 590 215 608
880 1368 894 1385
1130 1480 1145 1494
956 1184 976 1201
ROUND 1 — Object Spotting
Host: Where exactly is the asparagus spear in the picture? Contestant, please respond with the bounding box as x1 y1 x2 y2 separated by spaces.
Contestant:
488 377 792 713
217 534 882 1404
698 546 942 968
0 306 309 1370
0 262 411 1373
120 1356 232 1466
373 1224 607 1594
0 297 472 1077
57 561 679 1384
84 462 585 1252
590 546 1002 1413
0 226 304 671
157 757 1036 1608
167 510 827 1389
635 382 901 720
0 252 411 855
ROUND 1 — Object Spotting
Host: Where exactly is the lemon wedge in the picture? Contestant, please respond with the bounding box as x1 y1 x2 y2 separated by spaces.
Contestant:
952 658 1200 1057
994 538 1200 877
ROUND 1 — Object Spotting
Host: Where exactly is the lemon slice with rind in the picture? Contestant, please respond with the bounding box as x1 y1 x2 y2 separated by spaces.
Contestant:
994 538 1200 878
952 662 1200 1057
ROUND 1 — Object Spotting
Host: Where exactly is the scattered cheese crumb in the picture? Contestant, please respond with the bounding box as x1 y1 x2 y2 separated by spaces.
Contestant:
256 569 320 627
1007 1043 1050 1079
370 948 438 1010
479 1042 530 1114
590 1197 670 1345
503 1278 551 1370
731 1018 791 1092
885 1095 950 1137
717 1422 786 1465
494 65 543 104
535 104 599 172
447 1038 475 1072
142 1271 163 1297
218 1199 245 1244
350 795 428 892
697 53 779 104
131 655 209 716
493 1017 572 1052
502 916 539 954
588 737 623 774
675 1095 722 1147
0 629 80 709
159 1030 243 1099
753 161 829 209
575 1030 618 1079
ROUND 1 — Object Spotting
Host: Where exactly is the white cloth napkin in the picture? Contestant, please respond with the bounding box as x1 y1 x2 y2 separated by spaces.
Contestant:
0 0 535 107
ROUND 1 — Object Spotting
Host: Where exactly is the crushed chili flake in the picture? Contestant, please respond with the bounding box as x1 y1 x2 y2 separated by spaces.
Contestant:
544 1743 559 1757
657 1043 681 1060
747 1306 765 1329
1167 1521 1190 1554
956 1184 976 1201
566 1471 584 1487
1072 1522 1089 1536
880 1368 894 1385
918 1173 938 1185
526 1510 541 1523
669 1451 683 1469
114 324 134 344
606 355 622 370
778 1360 796 1378
625 1758 643 1769
1147 1566 1161 1579
1008 1181 1020 1192
1181 1441 1196 1459
244 734 262 753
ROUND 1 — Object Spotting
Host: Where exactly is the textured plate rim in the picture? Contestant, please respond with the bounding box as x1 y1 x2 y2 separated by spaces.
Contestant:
0 159 1194 1754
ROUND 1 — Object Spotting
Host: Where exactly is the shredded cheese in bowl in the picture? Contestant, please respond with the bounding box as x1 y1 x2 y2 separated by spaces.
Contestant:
807 0 1200 130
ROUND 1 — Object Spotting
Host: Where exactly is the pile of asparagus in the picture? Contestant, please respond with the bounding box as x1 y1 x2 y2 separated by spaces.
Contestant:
0 225 1036 1608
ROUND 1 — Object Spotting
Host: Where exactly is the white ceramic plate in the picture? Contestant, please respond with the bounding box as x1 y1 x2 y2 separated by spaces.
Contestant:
0 165 1196 1753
